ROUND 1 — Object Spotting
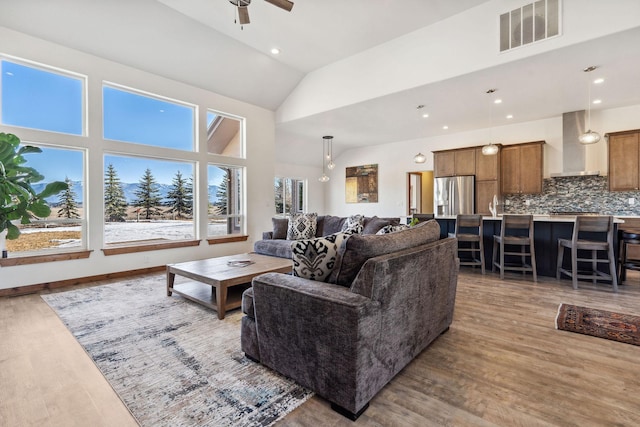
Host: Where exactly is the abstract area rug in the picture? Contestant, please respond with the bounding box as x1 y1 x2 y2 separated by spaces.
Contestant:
41 275 313 427
555 303 640 346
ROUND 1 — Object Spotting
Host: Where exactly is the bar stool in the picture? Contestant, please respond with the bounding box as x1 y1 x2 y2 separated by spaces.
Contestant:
449 214 485 274
492 214 537 281
556 215 618 292
618 228 640 283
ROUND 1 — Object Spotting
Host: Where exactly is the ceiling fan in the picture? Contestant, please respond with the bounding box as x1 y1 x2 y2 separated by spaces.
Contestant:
229 0 294 26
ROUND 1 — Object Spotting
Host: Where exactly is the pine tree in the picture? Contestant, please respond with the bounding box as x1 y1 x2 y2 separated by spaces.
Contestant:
214 169 230 215
165 171 193 219
57 176 81 219
104 163 127 222
133 168 162 220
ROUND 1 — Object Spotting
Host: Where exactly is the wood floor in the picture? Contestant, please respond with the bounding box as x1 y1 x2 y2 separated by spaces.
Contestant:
1 270 639 426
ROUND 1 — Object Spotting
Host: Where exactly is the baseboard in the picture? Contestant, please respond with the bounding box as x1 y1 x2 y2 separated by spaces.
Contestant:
0 265 166 297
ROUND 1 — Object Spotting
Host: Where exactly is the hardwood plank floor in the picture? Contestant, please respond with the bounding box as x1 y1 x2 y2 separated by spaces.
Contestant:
1 270 639 426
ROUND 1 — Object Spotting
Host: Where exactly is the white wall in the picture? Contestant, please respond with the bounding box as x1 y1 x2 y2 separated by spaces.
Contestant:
325 105 640 217
0 27 277 289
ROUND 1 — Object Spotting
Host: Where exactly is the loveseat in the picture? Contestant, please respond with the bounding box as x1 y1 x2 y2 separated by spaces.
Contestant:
241 220 459 419
254 214 400 259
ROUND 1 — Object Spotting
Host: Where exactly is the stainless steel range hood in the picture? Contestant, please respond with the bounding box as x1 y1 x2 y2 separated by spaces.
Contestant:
550 111 601 177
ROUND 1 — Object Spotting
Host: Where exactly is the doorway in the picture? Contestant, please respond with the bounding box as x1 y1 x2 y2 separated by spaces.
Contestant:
407 171 434 215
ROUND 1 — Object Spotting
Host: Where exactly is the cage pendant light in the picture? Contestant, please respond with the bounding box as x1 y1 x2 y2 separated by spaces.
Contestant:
325 136 335 170
579 66 601 145
482 89 499 156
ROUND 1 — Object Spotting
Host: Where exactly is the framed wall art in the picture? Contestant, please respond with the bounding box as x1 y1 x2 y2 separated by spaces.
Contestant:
345 164 378 203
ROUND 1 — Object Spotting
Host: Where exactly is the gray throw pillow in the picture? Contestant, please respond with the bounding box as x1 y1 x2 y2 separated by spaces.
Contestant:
362 216 391 234
272 217 289 240
329 220 441 287
287 212 318 240
291 231 352 282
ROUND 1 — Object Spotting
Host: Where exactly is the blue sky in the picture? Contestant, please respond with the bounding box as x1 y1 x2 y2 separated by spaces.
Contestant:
2 59 225 186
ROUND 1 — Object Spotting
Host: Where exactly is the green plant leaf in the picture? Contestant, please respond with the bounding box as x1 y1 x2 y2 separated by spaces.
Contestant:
6 222 20 240
38 181 68 198
29 201 52 218
17 145 43 156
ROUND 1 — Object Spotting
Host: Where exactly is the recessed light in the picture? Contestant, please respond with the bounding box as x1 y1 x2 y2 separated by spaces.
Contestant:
594 78 605 84
494 99 502 104
593 99 602 104
271 48 280 55
422 113 429 118
443 125 449 130
506 114 513 119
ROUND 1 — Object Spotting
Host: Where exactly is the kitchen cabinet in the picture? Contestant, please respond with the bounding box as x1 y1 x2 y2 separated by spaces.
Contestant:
501 141 544 194
476 180 499 215
475 146 501 215
608 130 640 191
433 148 475 177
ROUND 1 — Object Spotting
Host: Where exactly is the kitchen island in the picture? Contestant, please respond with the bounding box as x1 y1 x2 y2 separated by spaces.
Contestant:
435 215 624 279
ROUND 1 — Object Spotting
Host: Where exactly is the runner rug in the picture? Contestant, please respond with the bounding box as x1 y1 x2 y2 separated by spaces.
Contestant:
555 303 640 346
41 274 313 427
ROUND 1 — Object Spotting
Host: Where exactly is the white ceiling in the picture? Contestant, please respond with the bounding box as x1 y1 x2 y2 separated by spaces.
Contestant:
2 0 640 166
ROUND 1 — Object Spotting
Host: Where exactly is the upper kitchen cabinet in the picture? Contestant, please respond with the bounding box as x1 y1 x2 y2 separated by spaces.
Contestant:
433 148 475 177
501 141 544 194
475 146 500 181
608 129 640 191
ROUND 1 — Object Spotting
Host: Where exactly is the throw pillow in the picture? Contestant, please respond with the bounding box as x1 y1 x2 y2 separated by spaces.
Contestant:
375 224 410 235
362 216 391 234
291 232 352 282
329 220 441 287
287 212 318 240
272 217 289 240
341 214 364 234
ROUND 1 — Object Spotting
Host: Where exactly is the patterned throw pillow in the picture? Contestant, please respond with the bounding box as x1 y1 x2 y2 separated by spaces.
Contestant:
287 213 318 240
291 232 352 281
375 224 410 235
341 214 364 234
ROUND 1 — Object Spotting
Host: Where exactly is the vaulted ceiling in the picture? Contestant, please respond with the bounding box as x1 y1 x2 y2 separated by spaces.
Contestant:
2 0 640 165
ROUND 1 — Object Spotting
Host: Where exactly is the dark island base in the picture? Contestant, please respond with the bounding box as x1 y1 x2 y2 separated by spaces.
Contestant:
436 218 619 280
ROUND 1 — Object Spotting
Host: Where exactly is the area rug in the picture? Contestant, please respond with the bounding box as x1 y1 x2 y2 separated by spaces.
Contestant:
41 275 313 427
555 303 640 346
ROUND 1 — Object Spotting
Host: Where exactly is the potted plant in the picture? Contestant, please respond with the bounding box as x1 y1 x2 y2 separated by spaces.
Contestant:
0 132 68 255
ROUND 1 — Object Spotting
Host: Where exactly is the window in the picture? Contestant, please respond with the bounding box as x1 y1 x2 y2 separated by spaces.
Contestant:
206 109 243 158
104 155 195 245
103 84 195 151
1 59 85 135
274 177 306 216
6 144 86 256
208 165 244 237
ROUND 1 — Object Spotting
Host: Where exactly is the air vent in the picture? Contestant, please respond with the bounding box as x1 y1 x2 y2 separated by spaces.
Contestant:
500 0 561 52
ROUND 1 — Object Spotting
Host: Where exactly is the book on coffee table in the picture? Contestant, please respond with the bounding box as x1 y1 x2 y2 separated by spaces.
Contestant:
227 259 255 267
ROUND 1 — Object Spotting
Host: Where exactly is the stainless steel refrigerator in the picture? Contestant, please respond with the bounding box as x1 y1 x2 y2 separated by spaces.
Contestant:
434 175 475 217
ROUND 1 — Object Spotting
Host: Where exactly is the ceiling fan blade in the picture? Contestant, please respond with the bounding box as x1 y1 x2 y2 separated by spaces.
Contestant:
238 6 250 24
264 0 294 12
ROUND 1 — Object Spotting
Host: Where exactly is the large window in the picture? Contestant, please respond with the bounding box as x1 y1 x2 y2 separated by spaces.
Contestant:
6 144 86 255
274 177 305 216
206 109 243 158
1 59 85 135
103 155 195 245
208 165 243 237
103 84 195 151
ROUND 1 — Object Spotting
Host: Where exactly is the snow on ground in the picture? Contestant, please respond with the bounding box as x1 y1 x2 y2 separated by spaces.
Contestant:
20 221 228 248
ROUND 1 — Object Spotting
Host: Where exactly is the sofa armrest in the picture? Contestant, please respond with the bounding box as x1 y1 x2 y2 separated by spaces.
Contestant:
262 231 273 240
250 272 381 412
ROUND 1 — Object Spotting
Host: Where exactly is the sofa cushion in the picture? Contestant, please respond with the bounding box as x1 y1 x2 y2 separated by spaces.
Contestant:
329 220 441 287
341 214 364 234
291 232 352 282
254 239 293 259
362 216 390 234
318 215 346 236
287 212 318 240
272 217 289 240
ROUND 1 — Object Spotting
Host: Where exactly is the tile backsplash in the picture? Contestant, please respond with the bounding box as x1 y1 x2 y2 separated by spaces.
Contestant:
502 175 640 216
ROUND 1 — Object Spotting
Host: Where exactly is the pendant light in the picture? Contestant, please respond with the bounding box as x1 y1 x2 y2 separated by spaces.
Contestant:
319 136 331 182
414 152 426 163
325 135 336 170
578 66 601 145
482 89 499 156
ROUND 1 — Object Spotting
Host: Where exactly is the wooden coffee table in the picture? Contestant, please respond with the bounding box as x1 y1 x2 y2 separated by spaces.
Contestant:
166 253 292 319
